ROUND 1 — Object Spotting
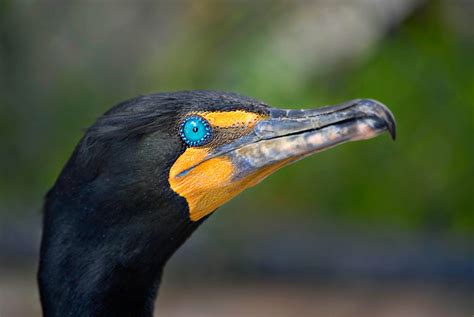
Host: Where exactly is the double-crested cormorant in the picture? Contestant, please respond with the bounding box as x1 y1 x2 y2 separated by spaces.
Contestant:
38 91 396 316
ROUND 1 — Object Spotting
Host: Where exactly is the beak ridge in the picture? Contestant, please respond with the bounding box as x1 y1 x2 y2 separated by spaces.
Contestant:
224 98 396 180
257 99 396 141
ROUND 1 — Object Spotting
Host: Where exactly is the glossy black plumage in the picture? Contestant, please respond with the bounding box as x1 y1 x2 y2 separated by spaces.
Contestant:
38 91 269 317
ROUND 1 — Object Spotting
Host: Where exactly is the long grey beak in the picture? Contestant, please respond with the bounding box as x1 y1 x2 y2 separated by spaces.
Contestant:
214 99 396 181
258 99 395 141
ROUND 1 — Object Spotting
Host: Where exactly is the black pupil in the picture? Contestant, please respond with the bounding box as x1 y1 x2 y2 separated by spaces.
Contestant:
192 126 199 133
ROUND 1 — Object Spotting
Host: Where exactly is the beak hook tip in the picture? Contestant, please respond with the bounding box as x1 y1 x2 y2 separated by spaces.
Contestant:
359 99 397 141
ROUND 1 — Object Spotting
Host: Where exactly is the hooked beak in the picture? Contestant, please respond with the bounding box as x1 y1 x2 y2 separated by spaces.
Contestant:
170 98 396 221
211 99 396 180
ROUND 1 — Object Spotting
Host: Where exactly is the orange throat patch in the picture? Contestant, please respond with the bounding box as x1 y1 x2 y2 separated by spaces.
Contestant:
169 148 288 221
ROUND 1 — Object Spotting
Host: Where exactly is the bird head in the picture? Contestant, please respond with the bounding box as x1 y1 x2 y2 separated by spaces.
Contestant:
73 90 395 224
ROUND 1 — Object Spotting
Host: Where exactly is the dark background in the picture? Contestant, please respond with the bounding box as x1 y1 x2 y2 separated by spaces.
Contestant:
1 1 473 316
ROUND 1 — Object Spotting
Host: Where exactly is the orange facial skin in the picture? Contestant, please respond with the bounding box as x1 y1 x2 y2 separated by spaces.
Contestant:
169 147 290 221
197 110 263 129
169 110 269 221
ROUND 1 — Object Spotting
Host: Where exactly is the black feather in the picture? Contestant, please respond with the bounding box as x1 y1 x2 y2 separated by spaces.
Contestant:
38 91 268 317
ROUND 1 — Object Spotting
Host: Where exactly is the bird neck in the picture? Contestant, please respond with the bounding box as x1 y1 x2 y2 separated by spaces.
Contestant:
39 242 163 317
38 180 202 317
39 253 164 317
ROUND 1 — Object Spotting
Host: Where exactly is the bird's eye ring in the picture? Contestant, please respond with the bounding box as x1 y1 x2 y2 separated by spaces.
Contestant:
179 116 212 147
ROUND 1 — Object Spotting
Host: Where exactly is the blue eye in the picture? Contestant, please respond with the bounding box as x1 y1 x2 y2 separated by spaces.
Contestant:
179 116 212 146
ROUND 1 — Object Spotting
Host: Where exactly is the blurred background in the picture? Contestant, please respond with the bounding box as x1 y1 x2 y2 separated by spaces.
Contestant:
0 0 473 316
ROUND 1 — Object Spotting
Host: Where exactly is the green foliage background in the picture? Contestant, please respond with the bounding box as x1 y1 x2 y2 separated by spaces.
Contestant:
1 1 472 237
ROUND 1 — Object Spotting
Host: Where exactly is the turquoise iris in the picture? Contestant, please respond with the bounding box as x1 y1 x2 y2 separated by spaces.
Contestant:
180 116 212 146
